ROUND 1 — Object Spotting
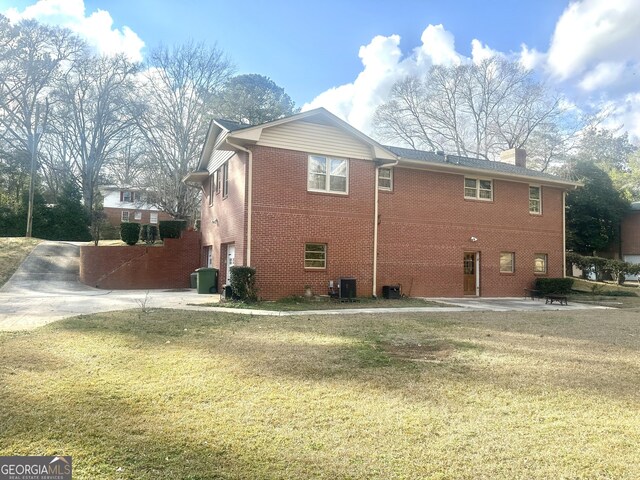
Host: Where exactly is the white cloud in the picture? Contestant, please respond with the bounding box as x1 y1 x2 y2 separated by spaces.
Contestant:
3 0 144 62
303 24 462 133
546 0 640 81
519 44 545 71
579 61 626 91
471 39 498 65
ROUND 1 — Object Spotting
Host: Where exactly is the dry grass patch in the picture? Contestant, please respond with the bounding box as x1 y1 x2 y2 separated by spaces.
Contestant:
0 237 41 286
1 309 640 478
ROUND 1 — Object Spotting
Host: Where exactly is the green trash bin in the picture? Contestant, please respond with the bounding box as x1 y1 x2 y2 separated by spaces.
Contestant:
195 267 218 294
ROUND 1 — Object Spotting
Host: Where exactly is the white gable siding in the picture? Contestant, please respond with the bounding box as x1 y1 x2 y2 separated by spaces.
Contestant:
208 149 235 174
256 121 373 160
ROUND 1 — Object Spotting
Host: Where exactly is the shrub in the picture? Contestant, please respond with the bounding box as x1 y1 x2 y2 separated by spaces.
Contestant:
229 266 257 301
534 277 574 295
140 224 159 245
120 222 141 245
159 220 187 239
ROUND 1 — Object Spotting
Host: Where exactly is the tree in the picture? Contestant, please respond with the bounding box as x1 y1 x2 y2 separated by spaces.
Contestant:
216 74 297 125
49 181 91 241
135 42 234 219
0 17 84 236
51 53 139 221
566 161 629 255
373 57 570 162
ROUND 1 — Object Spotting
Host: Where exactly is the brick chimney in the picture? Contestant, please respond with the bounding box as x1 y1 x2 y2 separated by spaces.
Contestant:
500 148 527 168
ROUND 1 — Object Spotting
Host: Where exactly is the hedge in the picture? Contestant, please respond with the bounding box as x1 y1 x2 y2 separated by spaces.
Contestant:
229 266 257 301
159 220 187 239
140 224 159 245
534 277 574 295
120 222 141 245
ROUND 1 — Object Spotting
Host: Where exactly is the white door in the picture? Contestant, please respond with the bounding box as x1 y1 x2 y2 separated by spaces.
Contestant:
206 246 213 268
226 244 235 284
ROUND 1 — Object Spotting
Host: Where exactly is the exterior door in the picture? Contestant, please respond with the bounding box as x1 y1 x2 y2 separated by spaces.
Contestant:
226 244 235 284
463 252 477 295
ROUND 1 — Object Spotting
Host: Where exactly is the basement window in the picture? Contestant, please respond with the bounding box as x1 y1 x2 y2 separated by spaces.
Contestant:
500 252 515 273
304 243 327 269
534 253 548 274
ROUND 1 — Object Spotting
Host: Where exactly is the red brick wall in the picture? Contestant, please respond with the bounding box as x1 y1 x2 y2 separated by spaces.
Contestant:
622 211 640 255
198 144 566 300
79 231 201 289
199 152 247 291
249 146 375 300
103 207 173 227
377 169 565 297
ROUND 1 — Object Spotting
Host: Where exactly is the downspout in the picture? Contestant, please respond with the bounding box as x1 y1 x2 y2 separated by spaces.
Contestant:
562 190 566 278
373 159 398 297
226 140 253 267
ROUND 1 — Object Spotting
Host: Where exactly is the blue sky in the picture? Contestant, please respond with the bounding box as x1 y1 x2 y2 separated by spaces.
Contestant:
2 0 640 140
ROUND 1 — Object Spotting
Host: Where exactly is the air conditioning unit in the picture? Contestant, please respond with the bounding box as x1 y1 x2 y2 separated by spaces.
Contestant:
339 278 356 300
382 285 401 299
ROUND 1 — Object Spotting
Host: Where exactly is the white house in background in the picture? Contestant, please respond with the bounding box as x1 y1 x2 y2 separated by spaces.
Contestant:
99 185 173 227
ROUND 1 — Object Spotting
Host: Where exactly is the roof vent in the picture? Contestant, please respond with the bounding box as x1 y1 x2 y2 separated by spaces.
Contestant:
435 150 445 156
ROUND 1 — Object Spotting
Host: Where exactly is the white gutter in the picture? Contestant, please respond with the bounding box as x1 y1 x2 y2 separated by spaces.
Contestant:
373 160 399 297
398 158 582 189
226 140 253 267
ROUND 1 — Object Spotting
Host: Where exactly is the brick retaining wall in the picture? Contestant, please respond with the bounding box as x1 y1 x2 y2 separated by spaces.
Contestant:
80 231 202 289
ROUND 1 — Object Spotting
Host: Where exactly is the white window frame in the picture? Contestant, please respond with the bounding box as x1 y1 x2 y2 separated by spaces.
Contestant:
378 167 393 191
121 211 130 222
307 155 349 195
499 252 515 273
122 191 132 202
150 212 158 224
134 211 142 221
209 174 215 206
464 177 493 201
304 243 327 269
529 185 542 214
222 162 229 198
534 253 548 274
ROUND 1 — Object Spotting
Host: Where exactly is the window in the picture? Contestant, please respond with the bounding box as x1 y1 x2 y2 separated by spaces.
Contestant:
529 185 541 214
308 155 348 194
215 170 220 194
133 191 141 202
134 211 142 221
500 252 515 273
121 211 130 222
304 243 327 269
378 167 393 191
534 254 548 274
150 212 158 224
222 162 229 198
209 174 214 206
464 178 493 200
122 191 132 202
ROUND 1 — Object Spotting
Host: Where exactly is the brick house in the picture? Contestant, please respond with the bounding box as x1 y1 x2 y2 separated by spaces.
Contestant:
184 108 579 300
99 186 173 228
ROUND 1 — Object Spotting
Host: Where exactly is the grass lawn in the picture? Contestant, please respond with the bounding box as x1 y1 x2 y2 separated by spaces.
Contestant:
1 309 640 478
0 237 41 287
569 278 640 308
206 296 445 311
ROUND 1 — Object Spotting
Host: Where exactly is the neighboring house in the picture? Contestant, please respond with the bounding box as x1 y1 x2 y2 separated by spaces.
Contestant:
184 108 580 300
621 202 640 280
99 186 173 228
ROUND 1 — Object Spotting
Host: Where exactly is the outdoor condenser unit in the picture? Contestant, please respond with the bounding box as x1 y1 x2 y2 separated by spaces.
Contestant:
338 278 356 299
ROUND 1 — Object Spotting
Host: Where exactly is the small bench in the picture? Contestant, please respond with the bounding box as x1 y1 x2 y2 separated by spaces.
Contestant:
545 294 568 306
524 288 542 300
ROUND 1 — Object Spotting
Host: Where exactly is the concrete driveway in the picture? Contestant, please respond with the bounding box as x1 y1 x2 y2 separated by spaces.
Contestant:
0 241 206 330
0 241 604 331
